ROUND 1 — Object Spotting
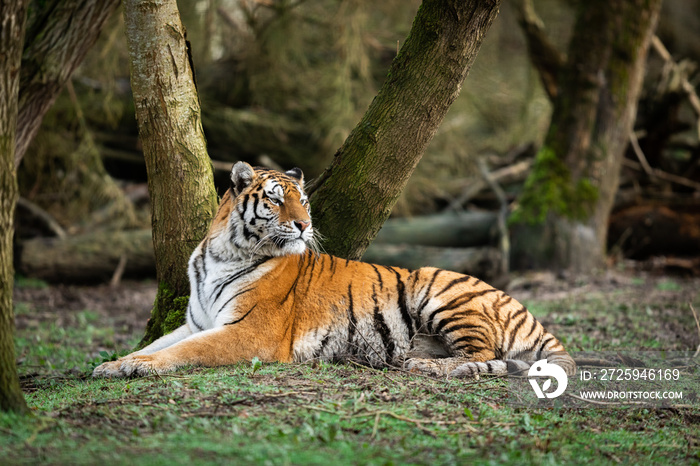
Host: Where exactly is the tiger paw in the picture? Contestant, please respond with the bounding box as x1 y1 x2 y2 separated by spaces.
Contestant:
404 358 448 377
92 360 126 378
118 355 159 377
118 354 175 377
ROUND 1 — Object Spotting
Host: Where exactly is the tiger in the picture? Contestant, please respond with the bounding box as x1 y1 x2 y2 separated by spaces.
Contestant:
93 162 575 379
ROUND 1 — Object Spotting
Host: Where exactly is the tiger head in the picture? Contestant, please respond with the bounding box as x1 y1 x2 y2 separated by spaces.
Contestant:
209 162 315 259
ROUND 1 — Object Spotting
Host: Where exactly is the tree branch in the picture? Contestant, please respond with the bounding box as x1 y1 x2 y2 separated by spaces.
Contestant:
510 0 565 101
15 0 120 167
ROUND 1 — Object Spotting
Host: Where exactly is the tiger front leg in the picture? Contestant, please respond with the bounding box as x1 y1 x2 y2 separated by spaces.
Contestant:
93 324 194 378
117 325 287 377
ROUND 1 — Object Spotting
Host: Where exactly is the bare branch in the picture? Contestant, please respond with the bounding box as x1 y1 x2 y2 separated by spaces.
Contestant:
510 0 565 100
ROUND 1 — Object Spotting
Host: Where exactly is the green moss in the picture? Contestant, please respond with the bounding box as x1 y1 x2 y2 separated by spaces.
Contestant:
511 146 599 225
163 296 189 334
137 281 189 348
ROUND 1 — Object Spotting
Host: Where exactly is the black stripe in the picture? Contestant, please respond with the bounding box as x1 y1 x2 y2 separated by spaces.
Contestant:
453 342 488 353
372 287 395 362
194 255 207 313
508 312 530 342
280 269 303 306
242 224 259 242
215 288 253 317
211 259 268 303
418 269 443 313
304 252 317 287
187 304 204 331
451 333 488 348
436 275 473 297
536 336 555 358
444 324 491 342
523 317 540 340
503 305 527 329
391 268 414 341
346 284 356 347
251 192 260 224
426 289 496 333
313 333 331 359
225 304 257 326
370 264 384 290
432 309 481 335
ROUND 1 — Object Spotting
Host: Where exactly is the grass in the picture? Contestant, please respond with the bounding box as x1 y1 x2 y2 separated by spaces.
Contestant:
3 275 700 465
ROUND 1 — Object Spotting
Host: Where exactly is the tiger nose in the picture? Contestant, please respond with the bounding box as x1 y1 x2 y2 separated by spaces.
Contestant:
294 220 311 232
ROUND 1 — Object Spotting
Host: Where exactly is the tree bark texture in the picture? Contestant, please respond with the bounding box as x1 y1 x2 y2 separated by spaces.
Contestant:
0 0 29 414
123 0 218 346
308 0 502 260
15 0 120 167
512 0 662 272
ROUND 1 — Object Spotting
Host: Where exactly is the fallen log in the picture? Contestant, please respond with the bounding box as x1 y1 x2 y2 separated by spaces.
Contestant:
362 244 504 281
17 229 155 283
374 211 498 248
17 210 502 283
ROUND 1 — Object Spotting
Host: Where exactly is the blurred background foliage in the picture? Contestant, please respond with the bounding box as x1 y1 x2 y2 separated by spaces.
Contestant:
15 0 700 235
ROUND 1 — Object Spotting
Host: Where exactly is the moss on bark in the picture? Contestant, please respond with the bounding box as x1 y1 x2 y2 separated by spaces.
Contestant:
511 146 599 225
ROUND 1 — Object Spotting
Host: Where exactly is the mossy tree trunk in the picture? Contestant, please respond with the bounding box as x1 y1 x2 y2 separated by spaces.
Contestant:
15 0 121 167
123 0 218 347
511 0 662 272
308 0 502 260
0 0 29 414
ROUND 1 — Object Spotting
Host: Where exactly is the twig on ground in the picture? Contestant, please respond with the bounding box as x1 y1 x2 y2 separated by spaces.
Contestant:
347 410 456 437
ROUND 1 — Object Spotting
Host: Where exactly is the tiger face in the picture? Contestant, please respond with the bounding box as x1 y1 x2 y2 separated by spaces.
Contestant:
213 162 315 259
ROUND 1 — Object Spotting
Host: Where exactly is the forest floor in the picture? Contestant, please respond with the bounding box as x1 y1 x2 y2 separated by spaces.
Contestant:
3 270 700 465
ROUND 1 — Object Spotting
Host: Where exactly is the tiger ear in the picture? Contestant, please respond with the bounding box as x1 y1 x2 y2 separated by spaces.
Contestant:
231 162 256 195
285 167 304 187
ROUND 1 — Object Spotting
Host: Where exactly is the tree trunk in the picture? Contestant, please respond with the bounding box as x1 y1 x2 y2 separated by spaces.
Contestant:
123 0 218 346
511 0 662 272
0 0 29 414
308 0 502 260
15 0 120 167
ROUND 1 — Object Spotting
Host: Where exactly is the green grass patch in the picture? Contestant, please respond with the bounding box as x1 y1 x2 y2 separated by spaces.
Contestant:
6 278 700 464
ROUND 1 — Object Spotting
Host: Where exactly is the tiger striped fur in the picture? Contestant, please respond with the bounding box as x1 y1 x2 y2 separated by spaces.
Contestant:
93 162 575 379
